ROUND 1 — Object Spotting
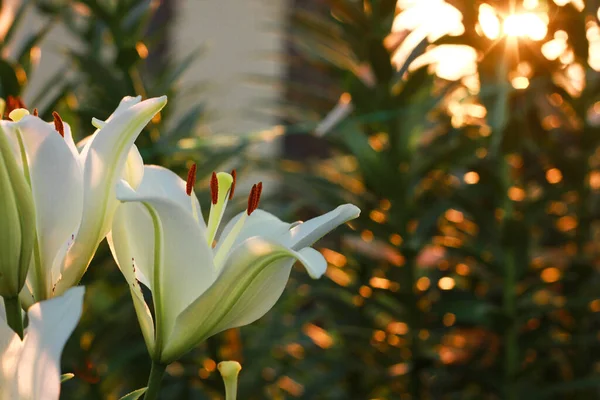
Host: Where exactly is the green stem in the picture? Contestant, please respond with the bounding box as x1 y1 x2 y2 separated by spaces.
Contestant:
144 361 166 400
4 296 23 339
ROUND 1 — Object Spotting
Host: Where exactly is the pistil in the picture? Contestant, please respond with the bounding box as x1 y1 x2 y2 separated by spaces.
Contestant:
213 181 263 269
206 171 234 246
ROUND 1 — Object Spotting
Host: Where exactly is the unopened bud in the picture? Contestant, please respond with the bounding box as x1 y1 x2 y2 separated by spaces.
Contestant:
0 123 35 297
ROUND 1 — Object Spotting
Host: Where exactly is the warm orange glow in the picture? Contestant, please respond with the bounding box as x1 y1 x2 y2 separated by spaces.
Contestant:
277 376 305 397
508 187 526 201
388 363 409 376
380 199 391 210
589 171 600 189
546 168 563 184
524 0 539 9
511 76 530 89
556 216 577 232
373 330 386 342
503 13 548 41
478 4 501 39
321 248 347 267
464 171 480 184
438 277 456 290
445 209 464 223
389 233 403 246
326 267 352 287
359 285 372 298
443 313 456 327
361 230 374 242
589 299 600 312
541 267 561 283
370 210 387 223
370 277 391 289
203 358 217 372
456 263 470 276
387 322 409 335
416 276 431 291
136 42 149 59
303 324 334 349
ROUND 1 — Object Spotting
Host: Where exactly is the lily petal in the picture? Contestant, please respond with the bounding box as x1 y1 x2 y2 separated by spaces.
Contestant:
133 165 204 230
0 304 21 399
286 204 360 250
113 179 214 358
216 204 360 253
8 116 83 299
216 209 292 250
107 220 156 354
57 96 167 295
17 286 84 400
162 237 326 363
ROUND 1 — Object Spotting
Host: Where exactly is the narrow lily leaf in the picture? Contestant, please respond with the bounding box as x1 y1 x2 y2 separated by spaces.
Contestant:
118 387 147 400
60 373 74 383
162 237 326 362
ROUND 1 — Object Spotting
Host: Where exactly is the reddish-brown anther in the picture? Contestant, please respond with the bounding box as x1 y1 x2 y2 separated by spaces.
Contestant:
52 111 65 137
210 172 219 204
32 108 38 117
246 182 263 215
5 95 26 117
186 163 197 196
229 169 237 200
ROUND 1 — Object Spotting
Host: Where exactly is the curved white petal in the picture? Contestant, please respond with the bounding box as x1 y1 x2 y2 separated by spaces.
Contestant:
0 305 21 399
123 145 144 190
107 222 155 355
133 165 204 230
286 204 360 250
58 121 80 161
216 209 292 252
217 205 360 255
78 96 142 162
113 181 214 359
162 237 326 363
11 116 83 299
57 96 167 295
17 286 84 400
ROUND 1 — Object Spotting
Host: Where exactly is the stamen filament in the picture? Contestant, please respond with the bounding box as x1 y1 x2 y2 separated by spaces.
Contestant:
213 213 247 268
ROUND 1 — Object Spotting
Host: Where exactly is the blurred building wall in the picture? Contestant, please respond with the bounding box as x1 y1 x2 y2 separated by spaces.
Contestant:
21 0 287 140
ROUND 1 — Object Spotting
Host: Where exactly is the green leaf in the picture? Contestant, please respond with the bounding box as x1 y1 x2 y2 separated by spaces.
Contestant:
118 388 147 400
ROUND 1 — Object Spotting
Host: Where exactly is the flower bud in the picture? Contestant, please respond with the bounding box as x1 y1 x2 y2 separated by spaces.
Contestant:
0 123 35 297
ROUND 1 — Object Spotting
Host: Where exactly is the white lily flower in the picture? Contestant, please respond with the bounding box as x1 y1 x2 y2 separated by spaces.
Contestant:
0 286 84 400
54 95 167 297
0 96 166 306
0 108 83 305
109 165 360 363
